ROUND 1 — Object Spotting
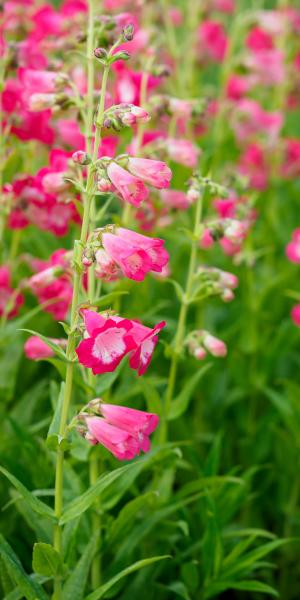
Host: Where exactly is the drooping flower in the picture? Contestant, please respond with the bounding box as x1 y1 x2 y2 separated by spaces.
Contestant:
100 402 159 451
129 320 166 376
100 227 169 281
127 158 172 189
80 417 141 460
24 336 65 360
107 161 148 206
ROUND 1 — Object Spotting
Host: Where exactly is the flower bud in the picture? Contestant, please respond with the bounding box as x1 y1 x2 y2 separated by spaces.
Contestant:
187 188 200 203
28 93 56 111
72 150 91 165
94 47 108 60
97 177 113 192
123 24 135 42
121 112 136 126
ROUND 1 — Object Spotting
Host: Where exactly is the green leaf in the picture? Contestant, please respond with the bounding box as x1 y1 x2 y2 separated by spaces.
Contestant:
168 363 212 420
20 329 67 361
62 534 98 600
205 579 278 598
60 463 141 525
107 492 158 547
2 151 23 183
221 539 292 579
85 556 171 600
0 467 55 520
96 361 124 395
165 278 185 302
61 445 176 523
32 543 62 577
47 382 68 450
0 535 47 600
91 291 129 308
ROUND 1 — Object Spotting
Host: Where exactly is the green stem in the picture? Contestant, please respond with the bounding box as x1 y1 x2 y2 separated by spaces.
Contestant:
89 451 102 588
161 194 203 442
53 51 110 598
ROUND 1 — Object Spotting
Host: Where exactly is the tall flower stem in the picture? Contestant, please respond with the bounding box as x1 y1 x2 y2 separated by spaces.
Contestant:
161 194 203 442
53 51 110 598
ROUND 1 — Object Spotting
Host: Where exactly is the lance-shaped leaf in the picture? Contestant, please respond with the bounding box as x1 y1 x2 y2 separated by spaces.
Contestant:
62 534 98 600
85 556 171 600
0 467 55 520
0 535 47 600
168 363 212 420
32 543 63 577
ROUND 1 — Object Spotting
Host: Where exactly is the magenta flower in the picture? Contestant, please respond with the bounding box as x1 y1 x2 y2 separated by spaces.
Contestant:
127 158 172 189
101 227 169 280
79 400 159 460
76 314 135 375
83 417 142 461
24 336 65 360
291 304 300 327
129 320 166 376
76 310 165 376
0 265 24 319
107 161 148 206
286 229 300 264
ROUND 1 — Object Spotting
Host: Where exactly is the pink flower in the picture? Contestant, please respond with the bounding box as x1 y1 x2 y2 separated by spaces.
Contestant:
286 229 300 263
160 190 190 210
198 20 228 62
76 314 136 375
127 158 172 189
291 304 300 327
100 403 159 450
76 310 165 376
28 250 72 320
101 227 169 281
83 417 141 461
107 162 148 206
166 139 200 168
129 320 166 376
226 75 250 100
238 143 268 190
0 265 24 319
203 332 227 357
246 27 274 52
24 336 57 360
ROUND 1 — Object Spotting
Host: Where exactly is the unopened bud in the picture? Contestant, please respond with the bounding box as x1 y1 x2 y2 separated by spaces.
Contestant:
187 188 200 203
72 151 91 165
28 93 56 111
94 47 107 60
97 177 113 192
123 24 134 42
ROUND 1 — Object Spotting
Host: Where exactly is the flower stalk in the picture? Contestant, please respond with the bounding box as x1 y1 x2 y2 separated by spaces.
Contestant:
161 192 203 442
53 38 112 599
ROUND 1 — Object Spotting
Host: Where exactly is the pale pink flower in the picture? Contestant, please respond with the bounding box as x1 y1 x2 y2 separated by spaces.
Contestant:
203 332 227 357
166 139 200 168
127 158 172 189
95 249 121 281
24 336 57 360
286 229 300 263
107 162 148 206
160 190 190 210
